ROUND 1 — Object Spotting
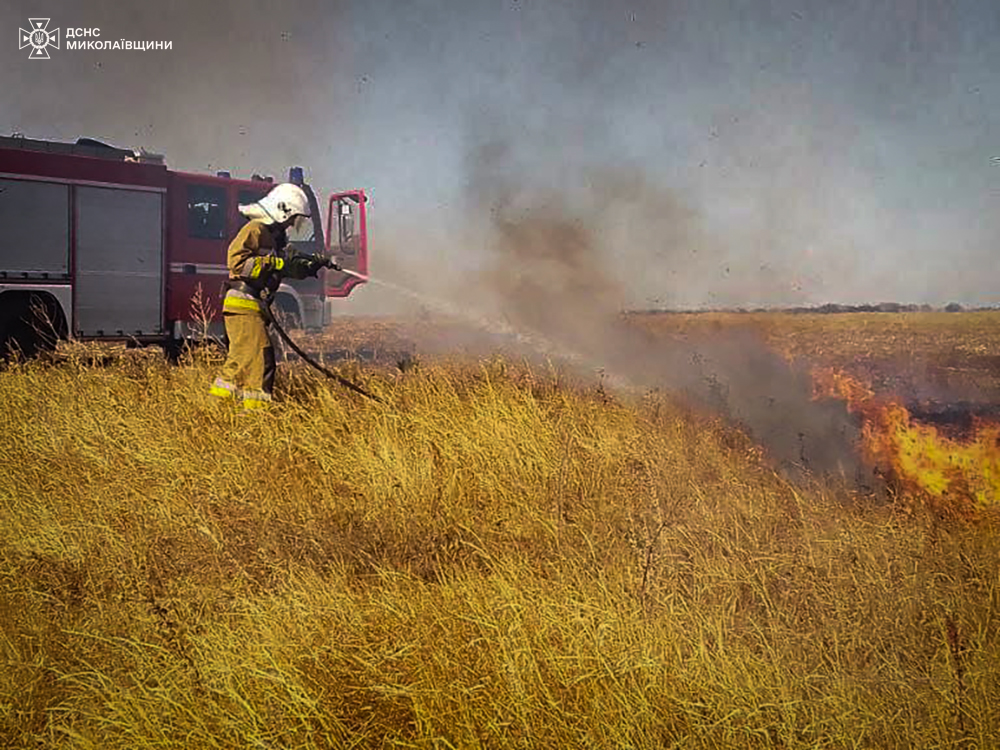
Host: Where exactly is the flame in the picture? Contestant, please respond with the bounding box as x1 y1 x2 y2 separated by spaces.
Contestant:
812 368 1000 513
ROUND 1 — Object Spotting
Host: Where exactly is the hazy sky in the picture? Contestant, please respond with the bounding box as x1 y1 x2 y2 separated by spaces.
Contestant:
3 0 998 309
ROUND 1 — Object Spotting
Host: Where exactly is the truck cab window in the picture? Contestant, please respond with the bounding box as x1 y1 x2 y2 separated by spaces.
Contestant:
187 185 226 239
336 197 359 254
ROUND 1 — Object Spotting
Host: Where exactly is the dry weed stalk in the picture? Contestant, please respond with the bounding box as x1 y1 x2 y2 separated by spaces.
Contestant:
945 613 969 743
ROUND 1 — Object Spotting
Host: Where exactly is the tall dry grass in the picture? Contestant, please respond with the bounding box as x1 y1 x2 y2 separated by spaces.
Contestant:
1 346 998 748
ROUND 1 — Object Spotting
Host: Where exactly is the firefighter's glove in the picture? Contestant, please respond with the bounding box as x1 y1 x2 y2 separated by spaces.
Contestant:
282 255 320 280
304 255 330 277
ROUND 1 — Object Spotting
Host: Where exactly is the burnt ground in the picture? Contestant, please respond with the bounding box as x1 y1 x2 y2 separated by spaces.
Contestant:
853 354 1000 439
810 343 1000 440
632 310 1000 440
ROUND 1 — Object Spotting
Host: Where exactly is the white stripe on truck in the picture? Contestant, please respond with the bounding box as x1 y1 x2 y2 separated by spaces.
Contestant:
168 263 229 275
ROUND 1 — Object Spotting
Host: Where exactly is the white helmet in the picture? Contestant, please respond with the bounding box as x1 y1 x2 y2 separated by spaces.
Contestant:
239 182 311 225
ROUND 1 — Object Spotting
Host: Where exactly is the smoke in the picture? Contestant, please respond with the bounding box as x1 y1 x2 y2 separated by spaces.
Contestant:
454 132 868 484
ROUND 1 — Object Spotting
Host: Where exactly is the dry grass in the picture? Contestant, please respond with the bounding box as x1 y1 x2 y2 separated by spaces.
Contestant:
1 335 999 748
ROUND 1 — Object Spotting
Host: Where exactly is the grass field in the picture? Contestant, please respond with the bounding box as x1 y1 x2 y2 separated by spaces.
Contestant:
2 313 999 748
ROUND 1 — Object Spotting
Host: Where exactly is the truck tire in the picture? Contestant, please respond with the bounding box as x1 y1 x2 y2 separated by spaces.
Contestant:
163 336 185 364
273 299 303 331
0 292 67 361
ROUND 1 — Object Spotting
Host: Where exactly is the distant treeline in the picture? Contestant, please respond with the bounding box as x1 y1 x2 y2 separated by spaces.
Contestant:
626 302 996 315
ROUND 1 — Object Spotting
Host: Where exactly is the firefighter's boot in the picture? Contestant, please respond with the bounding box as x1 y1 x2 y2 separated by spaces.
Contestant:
238 389 272 415
209 377 238 400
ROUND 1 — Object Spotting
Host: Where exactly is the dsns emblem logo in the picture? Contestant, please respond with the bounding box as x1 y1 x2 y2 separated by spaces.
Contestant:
19 19 60 59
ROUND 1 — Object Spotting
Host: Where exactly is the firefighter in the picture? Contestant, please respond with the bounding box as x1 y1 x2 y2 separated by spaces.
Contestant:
209 182 335 411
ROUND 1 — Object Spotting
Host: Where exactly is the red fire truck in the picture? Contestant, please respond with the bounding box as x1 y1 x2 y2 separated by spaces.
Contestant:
0 134 368 358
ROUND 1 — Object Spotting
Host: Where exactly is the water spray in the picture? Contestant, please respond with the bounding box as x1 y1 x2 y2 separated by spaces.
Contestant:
340 269 636 391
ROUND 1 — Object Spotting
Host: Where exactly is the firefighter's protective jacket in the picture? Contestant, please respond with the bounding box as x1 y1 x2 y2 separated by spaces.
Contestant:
222 219 286 315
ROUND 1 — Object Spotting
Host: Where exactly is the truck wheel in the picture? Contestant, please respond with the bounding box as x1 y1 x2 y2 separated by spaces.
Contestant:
0 292 67 361
274 306 302 332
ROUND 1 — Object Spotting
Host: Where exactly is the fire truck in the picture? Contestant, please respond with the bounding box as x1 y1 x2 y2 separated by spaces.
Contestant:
0 134 368 358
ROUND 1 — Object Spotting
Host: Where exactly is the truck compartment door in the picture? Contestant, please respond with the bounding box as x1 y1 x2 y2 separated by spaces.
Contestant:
76 186 163 336
0 178 69 278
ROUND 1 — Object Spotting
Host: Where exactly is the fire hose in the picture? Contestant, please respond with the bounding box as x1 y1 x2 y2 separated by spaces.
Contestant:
263 306 384 403
258 275 384 404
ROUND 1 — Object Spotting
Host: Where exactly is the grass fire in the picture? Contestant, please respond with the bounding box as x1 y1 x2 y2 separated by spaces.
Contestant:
813 366 1000 515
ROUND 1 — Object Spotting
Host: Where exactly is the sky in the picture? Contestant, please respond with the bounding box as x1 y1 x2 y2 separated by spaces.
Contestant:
2 0 999 311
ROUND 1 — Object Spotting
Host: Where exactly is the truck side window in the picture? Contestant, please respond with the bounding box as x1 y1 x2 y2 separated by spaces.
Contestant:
187 185 226 239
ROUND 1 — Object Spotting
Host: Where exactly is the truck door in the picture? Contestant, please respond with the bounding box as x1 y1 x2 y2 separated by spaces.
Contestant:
75 186 164 336
325 190 368 298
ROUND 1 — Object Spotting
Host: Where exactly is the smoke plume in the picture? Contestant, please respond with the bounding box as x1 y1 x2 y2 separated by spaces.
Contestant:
459 134 869 485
